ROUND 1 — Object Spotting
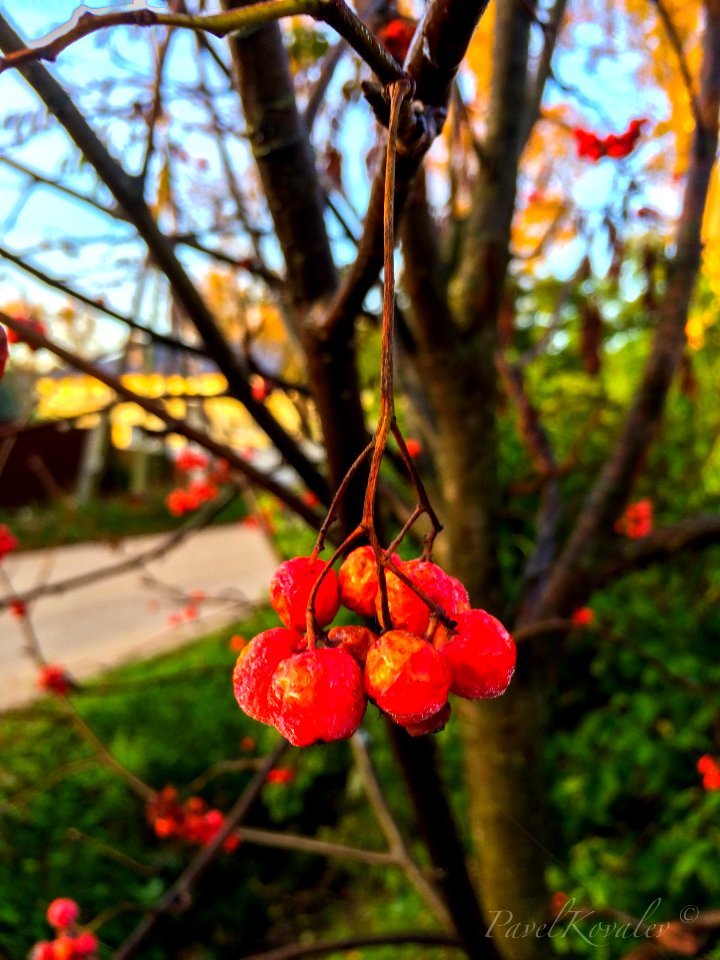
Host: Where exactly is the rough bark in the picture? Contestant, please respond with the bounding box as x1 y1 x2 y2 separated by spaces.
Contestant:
400 1 558 955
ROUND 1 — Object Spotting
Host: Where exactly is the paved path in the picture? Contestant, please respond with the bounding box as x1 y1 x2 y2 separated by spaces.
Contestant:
0 524 278 711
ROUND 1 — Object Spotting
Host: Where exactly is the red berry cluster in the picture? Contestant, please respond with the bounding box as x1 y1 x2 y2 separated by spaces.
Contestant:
698 755 720 790
0 524 18 561
37 664 73 696
233 547 516 746
165 450 230 516
573 118 646 162
146 785 240 851
6 316 47 351
31 899 99 960
614 498 653 539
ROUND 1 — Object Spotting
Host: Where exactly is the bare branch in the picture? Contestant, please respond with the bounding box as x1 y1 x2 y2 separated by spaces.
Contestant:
0 1 403 84
239 932 464 960
0 312 323 529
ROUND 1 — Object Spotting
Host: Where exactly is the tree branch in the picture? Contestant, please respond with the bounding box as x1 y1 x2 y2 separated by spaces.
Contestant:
239 932 464 960
0 13 328 501
0 311 323 528
536 0 720 617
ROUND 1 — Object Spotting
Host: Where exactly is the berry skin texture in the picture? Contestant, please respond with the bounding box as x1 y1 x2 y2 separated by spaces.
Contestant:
380 559 469 635
402 702 451 737
269 647 366 747
338 546 401 618
327 624 378 667
47 898 80 929
232 627 304 725
270 556 340 632
434 609 516 700
364 630 452 725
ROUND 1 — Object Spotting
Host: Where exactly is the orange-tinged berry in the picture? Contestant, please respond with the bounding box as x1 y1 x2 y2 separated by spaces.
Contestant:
269 556 340 631
232 627 304 725
338 546 399 619
365 630 451 725
434 608 516 699
380 559 469 635
269 647 366 747
327 624 378 667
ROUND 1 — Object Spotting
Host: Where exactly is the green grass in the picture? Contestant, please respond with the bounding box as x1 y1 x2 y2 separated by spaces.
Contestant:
0 606 455 960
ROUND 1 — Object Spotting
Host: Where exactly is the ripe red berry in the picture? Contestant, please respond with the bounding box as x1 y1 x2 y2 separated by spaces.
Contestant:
0 524 18 561
338 546 399 618
434 608 516 699
47 898 80 929
37 665 72 696
402 701 451 737
52 936 77 960
31 942 56 960
380 559 469 635
232 627 304 725
73 931 100 956
327 624 378 667
377 17 416 62
269 647 366 747
266 766 295 785
364 630 452 725
269 556 340 631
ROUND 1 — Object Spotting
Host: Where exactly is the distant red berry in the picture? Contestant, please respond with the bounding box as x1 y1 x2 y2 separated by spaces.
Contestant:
550 891 569 914
47 898 80 929
229 634 247 651
38 665 72 696
302 491 320 508
615 499 653 538
175 448 209 472
239 735 256 752
232 627 304 725
571 607 594 626
9 598 26 618
269 647 366 747
73 931 100 956
51 936 76 960
327 624 378 667
338 546 399 619
380 559 469 635
30 942 56 960
434 609 516 700
364 630 452 725
377 17 416 62
251 378 271 403
6 317 46 350
698 754 720 790
269 556 340 631
404 437 422 459
266 767 295 785
0 524 18 561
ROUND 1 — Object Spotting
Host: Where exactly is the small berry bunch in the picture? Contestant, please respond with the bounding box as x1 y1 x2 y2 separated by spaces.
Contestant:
698 755 720 791
165 449 231 516
615 498 653 539
31 899 99 960
233 546 516 746
574 118 646 162
146 785 240 851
